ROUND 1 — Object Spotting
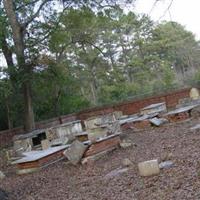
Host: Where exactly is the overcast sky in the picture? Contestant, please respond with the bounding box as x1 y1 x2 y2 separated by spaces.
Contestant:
134 0 200 39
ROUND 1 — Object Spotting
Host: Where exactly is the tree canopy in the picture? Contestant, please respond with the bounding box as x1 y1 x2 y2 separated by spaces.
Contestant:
0 0 200 131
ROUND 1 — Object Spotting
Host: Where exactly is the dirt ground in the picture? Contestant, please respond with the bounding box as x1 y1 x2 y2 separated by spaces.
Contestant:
1 117 200 200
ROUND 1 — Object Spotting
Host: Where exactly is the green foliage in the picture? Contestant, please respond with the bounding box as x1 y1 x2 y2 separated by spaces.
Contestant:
0 2 200 130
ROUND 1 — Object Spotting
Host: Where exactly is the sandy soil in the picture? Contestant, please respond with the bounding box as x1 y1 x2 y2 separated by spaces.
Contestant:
1 117 200 200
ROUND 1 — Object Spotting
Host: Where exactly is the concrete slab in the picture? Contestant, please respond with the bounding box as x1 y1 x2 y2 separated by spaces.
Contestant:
12 145 69 164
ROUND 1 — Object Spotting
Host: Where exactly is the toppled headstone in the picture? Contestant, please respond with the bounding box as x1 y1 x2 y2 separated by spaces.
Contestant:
159 161 174 169
120 139 133 148
122 158 133 167
0 188 8 200
63 140 87 165
0 171 5 180
104 168 129 179
138 159 160 177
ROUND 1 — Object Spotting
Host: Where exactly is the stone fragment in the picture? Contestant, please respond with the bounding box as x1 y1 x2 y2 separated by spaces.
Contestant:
190 88 200 100
0 171 5 180
138 159 160 177
41 139 50 150
149 117 168 127
63 140 87 165
122 158 133 167
159 161 174 169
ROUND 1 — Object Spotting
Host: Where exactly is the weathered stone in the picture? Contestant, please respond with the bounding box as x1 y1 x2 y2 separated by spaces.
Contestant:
107 121 121 135
149 117 168 127
87 127 107 142
41 139 50 150
159 161 174 169
138 159 160 177
63 140 87 165
190 88 200 100
0 171 5 180
120 139 132 148
122 158 133 167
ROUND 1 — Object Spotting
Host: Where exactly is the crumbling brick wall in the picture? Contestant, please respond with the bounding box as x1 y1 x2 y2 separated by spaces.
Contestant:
0 88 190 148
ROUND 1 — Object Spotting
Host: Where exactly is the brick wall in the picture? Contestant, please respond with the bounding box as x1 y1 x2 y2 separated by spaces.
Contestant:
0 88 190 148
77 88 190 120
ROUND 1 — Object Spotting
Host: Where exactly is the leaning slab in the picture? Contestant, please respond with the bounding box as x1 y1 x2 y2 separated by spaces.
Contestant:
63 140 88 165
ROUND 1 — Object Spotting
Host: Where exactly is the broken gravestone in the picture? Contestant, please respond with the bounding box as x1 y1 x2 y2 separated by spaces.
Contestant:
63 140 87 165
138 159 160 177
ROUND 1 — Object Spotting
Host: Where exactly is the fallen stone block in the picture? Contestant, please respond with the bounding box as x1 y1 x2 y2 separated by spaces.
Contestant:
138 159 160 177
0 171 5 180
63 140 87 165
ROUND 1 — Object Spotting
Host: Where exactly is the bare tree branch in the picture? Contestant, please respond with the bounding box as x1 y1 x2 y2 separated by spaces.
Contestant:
16 0 40 11
23 0 53 28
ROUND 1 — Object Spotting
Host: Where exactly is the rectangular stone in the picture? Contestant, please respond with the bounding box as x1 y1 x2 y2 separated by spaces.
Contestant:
63 140 87 165
41 139 50 150
138 159 160 177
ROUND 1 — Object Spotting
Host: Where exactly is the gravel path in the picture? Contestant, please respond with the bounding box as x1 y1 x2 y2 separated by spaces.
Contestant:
1 118 200 200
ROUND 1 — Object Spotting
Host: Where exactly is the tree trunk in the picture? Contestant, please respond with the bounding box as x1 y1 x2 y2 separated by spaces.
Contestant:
3 0 35 131
5 99 13 129
23 81 35 131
